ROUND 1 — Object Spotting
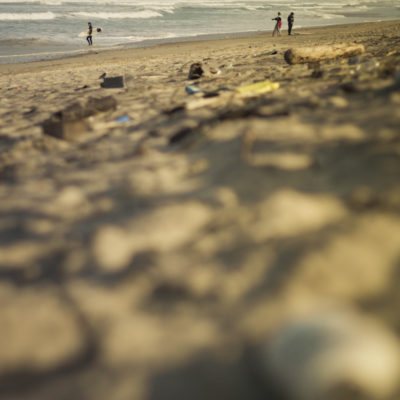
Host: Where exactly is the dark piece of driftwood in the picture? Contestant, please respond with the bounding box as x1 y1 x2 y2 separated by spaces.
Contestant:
284 43 365 65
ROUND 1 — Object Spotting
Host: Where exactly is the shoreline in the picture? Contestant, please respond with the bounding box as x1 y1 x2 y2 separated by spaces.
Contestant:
1 18 399 70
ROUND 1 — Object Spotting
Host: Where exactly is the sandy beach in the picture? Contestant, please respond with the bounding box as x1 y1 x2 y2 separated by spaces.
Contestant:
1 20 400 400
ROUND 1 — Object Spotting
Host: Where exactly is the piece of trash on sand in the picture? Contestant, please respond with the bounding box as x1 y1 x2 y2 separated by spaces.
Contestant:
75 84 90 91
115 115 131 123
188 63 204 80
256 50 278 57
41 96 117 140
101 76 124 88
209 67 221 75
235 80 279 97
185 85 203 95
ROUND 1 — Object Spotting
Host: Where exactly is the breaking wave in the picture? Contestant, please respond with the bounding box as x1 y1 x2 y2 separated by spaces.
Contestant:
0 11 55 20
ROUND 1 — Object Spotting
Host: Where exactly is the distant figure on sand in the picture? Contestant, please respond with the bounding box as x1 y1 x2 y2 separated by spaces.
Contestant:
272 12 282 37
87 22 93 46
288 12 294 35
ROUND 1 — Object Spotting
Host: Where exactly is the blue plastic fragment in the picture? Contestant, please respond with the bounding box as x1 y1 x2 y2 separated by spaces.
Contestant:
115 115 131 123
185 85 202 94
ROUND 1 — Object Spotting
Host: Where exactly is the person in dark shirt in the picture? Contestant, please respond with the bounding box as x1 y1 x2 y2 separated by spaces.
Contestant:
87 22 93 46
272 12 282 37
287 12 294 35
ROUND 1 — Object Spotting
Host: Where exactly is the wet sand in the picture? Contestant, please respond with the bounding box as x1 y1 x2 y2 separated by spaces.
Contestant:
1 20 400 400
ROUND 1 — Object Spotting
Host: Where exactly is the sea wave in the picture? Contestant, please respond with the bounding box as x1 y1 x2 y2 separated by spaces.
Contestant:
0 37 51 46
0 11 55 20
70 10 162 19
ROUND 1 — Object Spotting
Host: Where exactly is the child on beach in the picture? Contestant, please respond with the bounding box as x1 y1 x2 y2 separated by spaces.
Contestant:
87 22 93 46
272 12 282 37
288 12 294 35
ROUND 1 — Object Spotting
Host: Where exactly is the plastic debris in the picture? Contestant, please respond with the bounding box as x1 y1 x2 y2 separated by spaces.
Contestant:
185 85 202 95
101 76 124 88
235 80 279 96
188 63 204 79
115 115 131 123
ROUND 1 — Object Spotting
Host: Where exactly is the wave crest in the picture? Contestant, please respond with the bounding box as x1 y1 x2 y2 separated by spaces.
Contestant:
71 10 162 19
0 11 55 20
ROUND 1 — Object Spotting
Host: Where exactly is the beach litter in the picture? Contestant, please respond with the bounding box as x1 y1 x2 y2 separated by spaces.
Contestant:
41 96 117 140
256 50 278 57
186 85 232 97
101 76 124 88
235 80 280 97
185 85 202 95
115 115 131 123
188 63 204 80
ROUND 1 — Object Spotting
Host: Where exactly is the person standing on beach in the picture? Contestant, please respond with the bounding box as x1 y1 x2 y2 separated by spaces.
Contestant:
287 12 294 35
272 12 282 37
87 22 93 46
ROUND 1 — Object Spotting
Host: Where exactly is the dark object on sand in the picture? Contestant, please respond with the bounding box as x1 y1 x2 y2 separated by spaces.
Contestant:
42 96 117 140
101 76 124 88
188 63 204 80
311 69 324 78
284 44 365 65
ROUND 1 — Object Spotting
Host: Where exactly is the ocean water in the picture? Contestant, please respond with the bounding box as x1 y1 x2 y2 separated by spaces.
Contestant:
0 0 399 63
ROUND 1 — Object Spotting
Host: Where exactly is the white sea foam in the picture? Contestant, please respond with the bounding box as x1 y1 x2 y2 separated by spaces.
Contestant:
0 12 55 20
71 10 162 19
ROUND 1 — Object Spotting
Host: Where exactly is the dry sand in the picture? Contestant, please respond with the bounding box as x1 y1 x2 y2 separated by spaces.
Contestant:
0 20 400 400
